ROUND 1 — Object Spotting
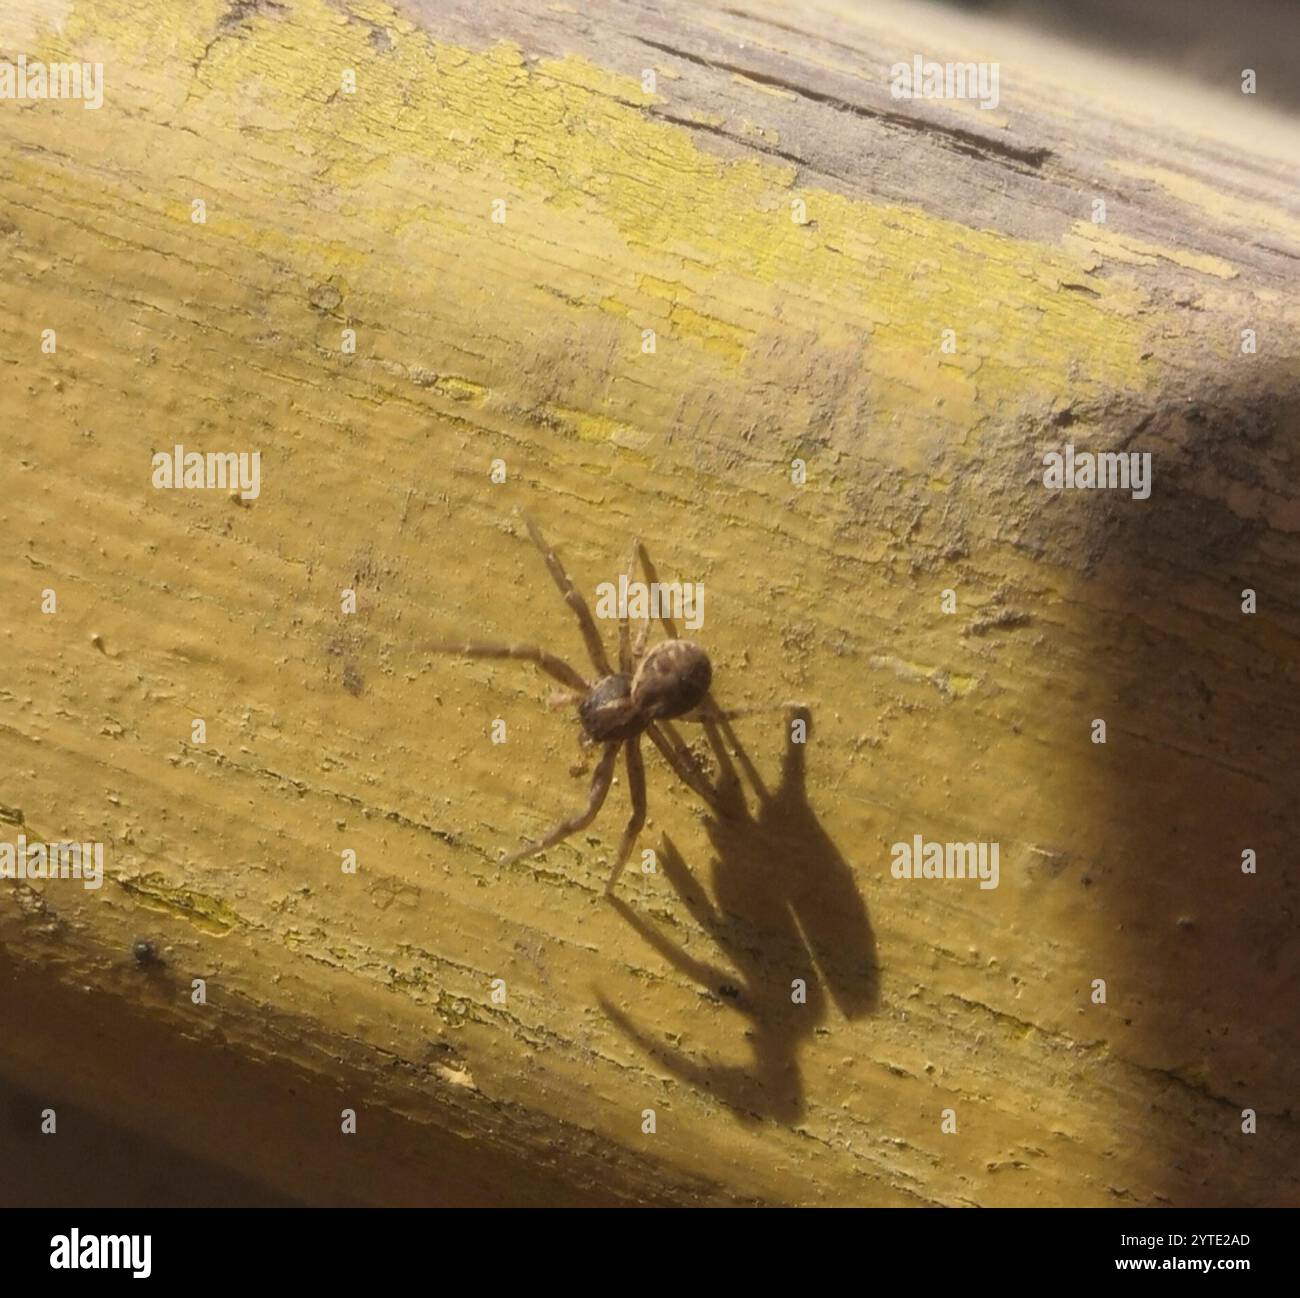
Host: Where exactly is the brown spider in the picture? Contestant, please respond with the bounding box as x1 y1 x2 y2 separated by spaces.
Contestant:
425 514 763 892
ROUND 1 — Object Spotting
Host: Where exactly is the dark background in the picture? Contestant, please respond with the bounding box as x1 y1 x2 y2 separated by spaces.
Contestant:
953 0 1300 110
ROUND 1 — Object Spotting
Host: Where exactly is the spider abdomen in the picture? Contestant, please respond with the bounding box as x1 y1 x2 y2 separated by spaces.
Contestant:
631 639 712 721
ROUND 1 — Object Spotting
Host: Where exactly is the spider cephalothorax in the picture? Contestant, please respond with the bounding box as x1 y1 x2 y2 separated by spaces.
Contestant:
579 641 713 742
424 514 757 892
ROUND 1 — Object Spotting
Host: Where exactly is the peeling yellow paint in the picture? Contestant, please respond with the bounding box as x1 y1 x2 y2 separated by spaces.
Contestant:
1112 161 1300 248
117 874 247 935
731 71 798 100
434 375 488 402
45 0 1161 433
1066 221 1239 280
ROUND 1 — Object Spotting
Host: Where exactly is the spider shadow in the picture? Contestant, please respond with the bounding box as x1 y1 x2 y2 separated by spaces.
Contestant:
599 708 878 1124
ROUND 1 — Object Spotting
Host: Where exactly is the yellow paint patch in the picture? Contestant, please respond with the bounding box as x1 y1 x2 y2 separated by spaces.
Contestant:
434 376 488 402
1112 161 1300 250
731 71 798 100
669 304 754 363
547 404 627 443
118 874 247 935
1065 221 1238 281
677 108 727 128
42 0 1160 452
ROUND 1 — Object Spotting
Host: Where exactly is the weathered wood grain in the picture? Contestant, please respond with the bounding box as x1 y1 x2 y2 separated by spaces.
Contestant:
1 0 1297 1205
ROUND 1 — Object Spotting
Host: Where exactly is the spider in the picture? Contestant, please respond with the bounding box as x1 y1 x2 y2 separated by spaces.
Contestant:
425 514 769 893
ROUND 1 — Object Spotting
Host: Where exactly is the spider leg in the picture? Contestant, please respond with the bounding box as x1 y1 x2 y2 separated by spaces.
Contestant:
606 735 647 893
631 615 650 666
413 640 588 694
618 537 640 675
677 701 809 723
546 689 585 710
520 512 614 678
645 721 719 809
636 540 680 640
503 741 618 865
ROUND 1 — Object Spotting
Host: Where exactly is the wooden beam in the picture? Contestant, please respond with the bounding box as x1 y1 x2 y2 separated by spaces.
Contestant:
1 0 1297 1206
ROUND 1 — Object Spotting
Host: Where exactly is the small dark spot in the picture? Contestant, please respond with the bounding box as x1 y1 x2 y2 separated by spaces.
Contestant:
221 0 288 34
718 984 741 1000
342 663 364 696
963 608 1032 637
307 280 343 314
133 939 160 967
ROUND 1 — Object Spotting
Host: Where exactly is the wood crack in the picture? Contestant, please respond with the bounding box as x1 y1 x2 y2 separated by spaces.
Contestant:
632 35 1053 172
